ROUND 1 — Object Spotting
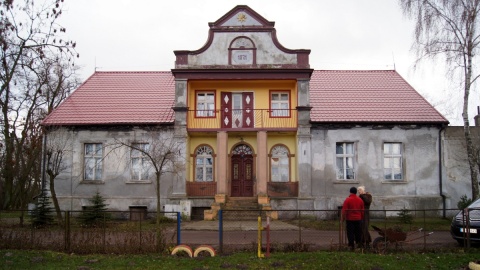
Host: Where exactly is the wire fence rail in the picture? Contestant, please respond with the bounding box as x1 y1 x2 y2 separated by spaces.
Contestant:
0 208 474 254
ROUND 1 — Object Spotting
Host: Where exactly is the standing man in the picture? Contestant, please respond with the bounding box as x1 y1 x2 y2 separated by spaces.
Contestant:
341 187 364 250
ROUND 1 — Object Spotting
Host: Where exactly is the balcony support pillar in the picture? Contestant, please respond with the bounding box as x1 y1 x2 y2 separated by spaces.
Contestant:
256 131 268 195
216 131 228 195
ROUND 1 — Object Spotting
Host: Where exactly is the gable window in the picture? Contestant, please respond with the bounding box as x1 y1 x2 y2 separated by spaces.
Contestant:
131 143 151 181
196 92 215 117
84 143 103 181
270 145 290 182
384 143 403 180
270 91 290 117
195 145 214 182
336 142 355 180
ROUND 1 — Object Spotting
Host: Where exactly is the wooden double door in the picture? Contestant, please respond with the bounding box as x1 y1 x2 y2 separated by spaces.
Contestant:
231 144 254 197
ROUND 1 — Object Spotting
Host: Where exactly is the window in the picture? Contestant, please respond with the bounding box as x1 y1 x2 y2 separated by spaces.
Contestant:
271 91 290 117
384 143 403 180
270 145 289 182
336 142 355 180
195 145 214 182
84 143 103 180
196 92 215 117
131 143 151 181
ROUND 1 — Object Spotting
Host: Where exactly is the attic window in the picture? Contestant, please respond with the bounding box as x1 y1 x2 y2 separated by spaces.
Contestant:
229 36 256 65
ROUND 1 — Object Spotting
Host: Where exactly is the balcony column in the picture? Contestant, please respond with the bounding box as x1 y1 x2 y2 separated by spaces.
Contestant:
256 131 268 195
216 131 228 195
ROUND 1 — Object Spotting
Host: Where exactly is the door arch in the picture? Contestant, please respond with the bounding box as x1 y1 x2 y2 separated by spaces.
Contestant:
231 144 254 197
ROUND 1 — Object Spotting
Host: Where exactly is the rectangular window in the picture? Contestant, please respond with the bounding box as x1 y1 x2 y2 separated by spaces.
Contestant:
131 143 151 181
84 143 103 181
336 142 355 180
384 143 403 180
270 91 290 117
196 92 215 117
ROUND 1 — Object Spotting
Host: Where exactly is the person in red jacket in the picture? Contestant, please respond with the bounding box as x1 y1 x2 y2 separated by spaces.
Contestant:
341 187 365 250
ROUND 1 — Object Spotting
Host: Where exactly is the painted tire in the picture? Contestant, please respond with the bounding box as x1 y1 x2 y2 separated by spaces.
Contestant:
469 261 480 270
193 245 216 257
171 244 193 257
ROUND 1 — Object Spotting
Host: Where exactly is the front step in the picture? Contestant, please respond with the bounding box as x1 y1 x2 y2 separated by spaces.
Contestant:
204 196 276 221
222 197 261 221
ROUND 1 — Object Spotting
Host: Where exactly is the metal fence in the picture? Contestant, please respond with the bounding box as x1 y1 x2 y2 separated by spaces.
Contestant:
0 208 475 254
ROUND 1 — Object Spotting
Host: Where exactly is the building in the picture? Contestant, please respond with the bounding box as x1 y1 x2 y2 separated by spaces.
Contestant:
42 5 452 218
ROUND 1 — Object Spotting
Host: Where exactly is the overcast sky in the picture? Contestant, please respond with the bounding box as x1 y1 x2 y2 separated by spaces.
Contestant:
58 0 480 126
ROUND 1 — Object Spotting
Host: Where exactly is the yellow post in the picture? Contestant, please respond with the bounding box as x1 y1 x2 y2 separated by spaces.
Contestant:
257 216 264 258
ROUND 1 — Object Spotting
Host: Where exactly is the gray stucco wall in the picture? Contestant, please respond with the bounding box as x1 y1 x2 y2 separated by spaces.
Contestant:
442 126 480 208
50 127 176 212
308 126 443 213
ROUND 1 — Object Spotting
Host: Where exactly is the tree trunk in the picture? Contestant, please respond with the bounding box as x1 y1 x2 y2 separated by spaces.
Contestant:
48 172 63 225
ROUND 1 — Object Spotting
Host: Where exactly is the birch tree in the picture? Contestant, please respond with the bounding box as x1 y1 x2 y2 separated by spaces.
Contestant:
399 0 480 200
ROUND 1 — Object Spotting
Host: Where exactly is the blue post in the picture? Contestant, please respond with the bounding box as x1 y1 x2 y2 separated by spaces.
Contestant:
177 212 181 245
219 210 223 254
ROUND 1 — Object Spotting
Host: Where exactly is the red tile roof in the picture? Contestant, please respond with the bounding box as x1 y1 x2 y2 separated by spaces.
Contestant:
310 70 448 124
42 72 175 126
42 70 448 126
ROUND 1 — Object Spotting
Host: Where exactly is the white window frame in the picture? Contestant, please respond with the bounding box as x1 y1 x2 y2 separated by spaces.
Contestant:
130 143 151 181
384 142 403 180
336 142 355 180
195 145 214 182
84 143 103 181
270 145 290 182
270 91 290 117
196 92 215 117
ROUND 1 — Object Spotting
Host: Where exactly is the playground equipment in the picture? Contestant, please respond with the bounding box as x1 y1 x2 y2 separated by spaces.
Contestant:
171 244 215 257
257 216 270 258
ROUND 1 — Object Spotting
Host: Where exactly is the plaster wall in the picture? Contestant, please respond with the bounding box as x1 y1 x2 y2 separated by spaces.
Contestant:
187 32 297 67
50 127 176 212
442 126 480 208
308 126 442 212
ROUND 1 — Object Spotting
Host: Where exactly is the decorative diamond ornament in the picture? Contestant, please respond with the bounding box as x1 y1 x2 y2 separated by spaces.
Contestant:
246 96 250 104
224 95 230 104
246 117 251 126
224 117 229 126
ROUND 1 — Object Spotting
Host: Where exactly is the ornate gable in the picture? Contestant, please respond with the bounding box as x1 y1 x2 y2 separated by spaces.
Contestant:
173 5 310 71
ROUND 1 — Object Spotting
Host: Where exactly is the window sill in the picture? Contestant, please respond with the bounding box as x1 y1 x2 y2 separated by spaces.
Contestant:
126 180 152 184
381 180 407 184
333 180 359 184
81 180 105 185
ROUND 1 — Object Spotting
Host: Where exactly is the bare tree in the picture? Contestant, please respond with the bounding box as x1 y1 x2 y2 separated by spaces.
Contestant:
45 127 72 225
0 0 78 209
399 0 480 200
113 127 183 251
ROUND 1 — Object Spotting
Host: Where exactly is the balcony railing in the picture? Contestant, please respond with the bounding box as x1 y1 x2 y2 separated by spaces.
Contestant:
187 109 297 130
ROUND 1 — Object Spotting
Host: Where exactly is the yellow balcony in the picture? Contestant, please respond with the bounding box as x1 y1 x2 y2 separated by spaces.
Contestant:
187 109 297 131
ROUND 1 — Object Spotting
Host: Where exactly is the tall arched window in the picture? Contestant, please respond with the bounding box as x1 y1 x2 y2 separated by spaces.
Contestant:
194 145 214 182
270 145 290 182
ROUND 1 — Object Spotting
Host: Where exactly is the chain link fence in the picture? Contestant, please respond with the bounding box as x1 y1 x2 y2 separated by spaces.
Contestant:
0 208 475 254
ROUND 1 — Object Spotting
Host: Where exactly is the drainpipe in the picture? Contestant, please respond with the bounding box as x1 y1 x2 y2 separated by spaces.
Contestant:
438 125 446 218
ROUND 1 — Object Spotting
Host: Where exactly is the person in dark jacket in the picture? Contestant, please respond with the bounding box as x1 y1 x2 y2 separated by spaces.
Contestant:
358 185 372 248
341 186 364 250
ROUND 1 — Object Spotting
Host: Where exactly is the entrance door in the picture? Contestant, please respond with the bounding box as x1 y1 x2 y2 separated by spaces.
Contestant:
231 144 254 197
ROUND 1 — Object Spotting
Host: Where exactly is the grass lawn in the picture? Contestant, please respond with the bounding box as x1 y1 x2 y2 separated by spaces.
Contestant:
1 249 479 270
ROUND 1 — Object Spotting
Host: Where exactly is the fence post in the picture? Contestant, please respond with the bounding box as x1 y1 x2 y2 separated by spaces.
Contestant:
298 210 302 244
65 211 70 252
219 210 223 254
177 212 181 245
423 209 426 251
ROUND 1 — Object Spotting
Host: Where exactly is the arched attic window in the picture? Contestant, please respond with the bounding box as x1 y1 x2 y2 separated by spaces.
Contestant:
229 36 256 65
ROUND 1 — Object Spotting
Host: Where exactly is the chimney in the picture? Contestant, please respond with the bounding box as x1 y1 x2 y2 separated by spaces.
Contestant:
475 106 480 126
